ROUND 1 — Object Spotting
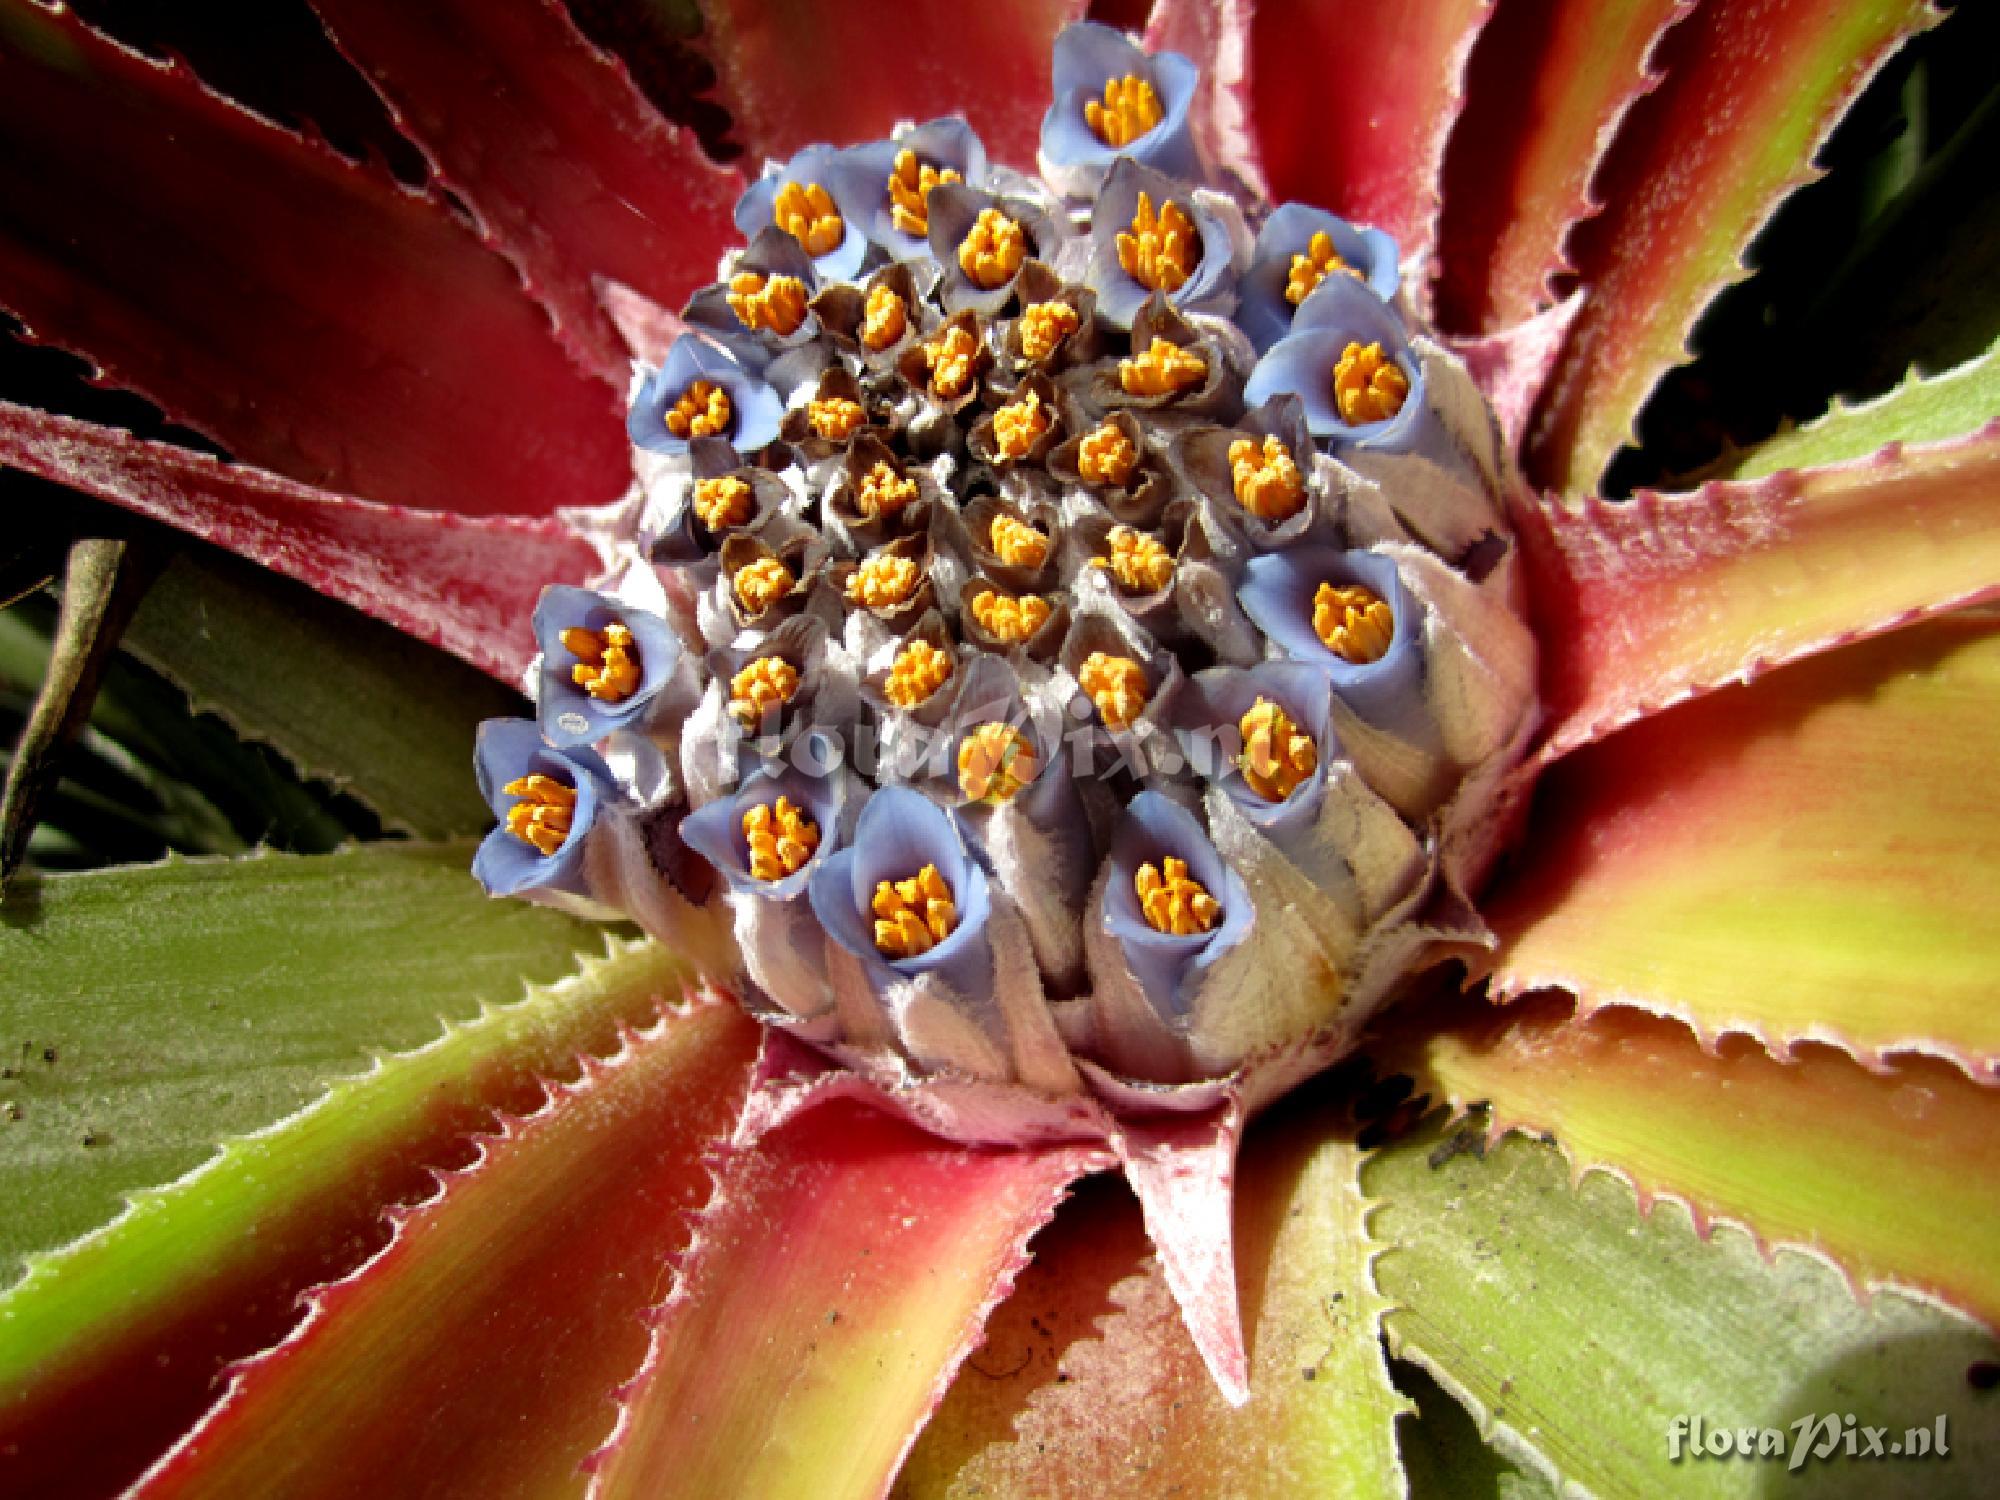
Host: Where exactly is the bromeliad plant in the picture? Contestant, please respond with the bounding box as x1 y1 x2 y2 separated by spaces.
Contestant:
1 2 1997 1497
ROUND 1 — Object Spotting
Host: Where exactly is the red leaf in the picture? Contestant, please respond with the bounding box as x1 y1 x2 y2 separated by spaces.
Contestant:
1434 0 1693 332
0 403 601 682
696 0 1088 170
0 2 628 518
1249 0 1496 283
132 1002 760 1499
309 0 744 383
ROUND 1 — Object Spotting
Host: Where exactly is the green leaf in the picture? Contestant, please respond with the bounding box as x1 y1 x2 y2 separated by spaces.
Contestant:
1395 1359 1558 1500
1369 1117 2000 1498
117 545 523 839
1728 333 2000 479
0 840 597 1283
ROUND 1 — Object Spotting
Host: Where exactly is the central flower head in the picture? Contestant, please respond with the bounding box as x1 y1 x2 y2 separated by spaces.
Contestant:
503 21 1535 1144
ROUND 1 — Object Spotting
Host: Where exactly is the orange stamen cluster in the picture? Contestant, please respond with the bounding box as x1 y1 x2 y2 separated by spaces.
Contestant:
1017 301 1079 362
1117 192 1199 294
726 271 808 335
809 395 868 442
1238 697 1318 802
992 390 1051 460
855 461 919 518
692 475 754 532
1092 525 1173 593
989 513 1049 567
1312 582 1395 664
872 864 957 958
885 639 954 707
887 149 962 238
861 284 908 351
1332 341 1409 425
847 553 920 609
665 380 731 441
1285 231 1361 306
958 723 1039 803
923 324 982 400
733 556 794 616
560 621 642 703
958 208 1027 290
773 180 843 257
742 796 820 882
1119 337 1205 397
970 588 1052 642
503 774 577 857
1135 856 1219 935
1227 436 1305 522
1079 651 1149 729
1085 74 1163 149
1078 420 1139 487
728 655 800 725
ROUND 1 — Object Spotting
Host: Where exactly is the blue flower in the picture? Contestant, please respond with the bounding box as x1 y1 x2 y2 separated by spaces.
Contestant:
680 759 842 903
1244 274 1454 466
471 719 614 899
1085 157 1237 328
1039 21 1198 189
809 784 993 999
829 118 991 262
531 585 684 748
732 144 872 281
1237 547 1427 736
680 226 822 378
1237 203 1400 353
1100 792 1252 1019
1172 661 1336 841
627 335 784 457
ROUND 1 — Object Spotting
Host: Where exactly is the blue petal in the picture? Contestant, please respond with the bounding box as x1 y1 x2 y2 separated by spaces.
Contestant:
834 120 992 261
681 762 841 901
731 146 870 281
1102 792 1252 1020
1040 23 1198 179
532 586 682 748
1086 159 1239 329
1173 662 1334 840
1239 203 1402 353
1238 548 1426 732
1242 328 1344 432
628 336 783 456
1245 280 1444 459
471 720 613 898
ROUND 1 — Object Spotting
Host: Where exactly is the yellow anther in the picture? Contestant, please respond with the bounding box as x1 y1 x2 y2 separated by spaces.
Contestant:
861 283 908 351
1085 73 1164 149
664 379 732 441
726 271 809 335
847 552 920 609
1227 435 1305 522
772 180 844 258
887 148 962 238
1091 524 1174 593
1119 337 1206 397
957 207 1027 290
1285 231 1362 307
728 655 800 725
1332 340 1409 425
560 621 643 703
991 389 1051 460
741 796 821 883
958 723 1039 803
922 323 983 400
502 774 578 857
1238 696 1319 802
885 639 954 708
1078 651 1149 729
855 460 919 519
733 556 795 616
1134 855 1221 935
1017 300 1079 363
871 863 958 958
808 395 868 442
1313 581 1395 664
1077 420 1140 487
692 475 754 532
989 512 1049 568
969 588 1053 643
1116 192 1200 294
